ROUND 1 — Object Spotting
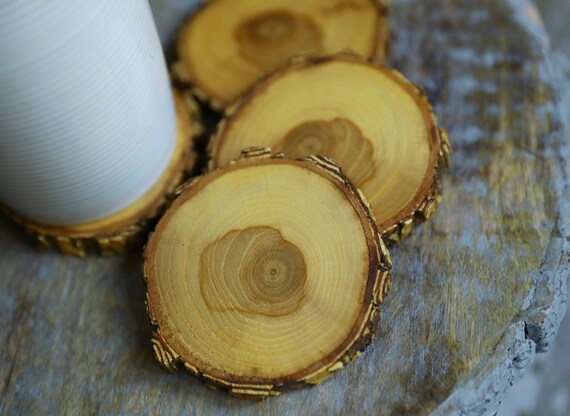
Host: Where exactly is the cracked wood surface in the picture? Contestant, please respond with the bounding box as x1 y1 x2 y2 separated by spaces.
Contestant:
1 0 568 415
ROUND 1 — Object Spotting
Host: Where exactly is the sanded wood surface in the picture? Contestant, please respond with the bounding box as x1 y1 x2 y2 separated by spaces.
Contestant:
1 0 569 415
145 150 392 398
208 53 450 242
172 0 389 109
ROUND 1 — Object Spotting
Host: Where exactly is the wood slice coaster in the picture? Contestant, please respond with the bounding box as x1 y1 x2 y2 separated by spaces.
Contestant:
209 53 451 242
144 148 392 399
1 91 202 256
173 0 390 110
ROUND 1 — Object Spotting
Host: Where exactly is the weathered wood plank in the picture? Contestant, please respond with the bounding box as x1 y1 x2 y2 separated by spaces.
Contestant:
1 1 568 415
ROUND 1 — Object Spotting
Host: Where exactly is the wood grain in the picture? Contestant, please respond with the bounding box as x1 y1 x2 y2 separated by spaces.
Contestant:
144 150 392 398
207 53 450 242
1 0 568 415
172 0 389 109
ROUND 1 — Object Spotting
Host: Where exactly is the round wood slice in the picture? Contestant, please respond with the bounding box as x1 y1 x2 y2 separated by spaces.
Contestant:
144 148 392 399
173 0 390 110
1 91 203 256
209 53 451 242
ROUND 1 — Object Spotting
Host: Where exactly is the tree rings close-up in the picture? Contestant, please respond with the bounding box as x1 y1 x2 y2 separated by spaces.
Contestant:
210 54 450 242
174 0 390 109
144 149 392 398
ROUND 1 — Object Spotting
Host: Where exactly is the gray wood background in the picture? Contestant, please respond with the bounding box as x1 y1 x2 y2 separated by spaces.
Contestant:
1 0 569 415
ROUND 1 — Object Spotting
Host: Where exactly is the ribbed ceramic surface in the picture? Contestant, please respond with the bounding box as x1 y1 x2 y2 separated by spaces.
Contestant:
0 0 176 226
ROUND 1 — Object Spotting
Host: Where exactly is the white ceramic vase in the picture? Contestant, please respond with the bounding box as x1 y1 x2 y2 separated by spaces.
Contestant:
0 0 176 226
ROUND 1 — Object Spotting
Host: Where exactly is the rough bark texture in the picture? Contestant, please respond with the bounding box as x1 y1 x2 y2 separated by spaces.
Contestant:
144 147 392 399
1 91 203 256
0 0 568 415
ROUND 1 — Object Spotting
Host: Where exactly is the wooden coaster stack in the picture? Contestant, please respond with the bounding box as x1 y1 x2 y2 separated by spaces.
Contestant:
142 0 450 399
